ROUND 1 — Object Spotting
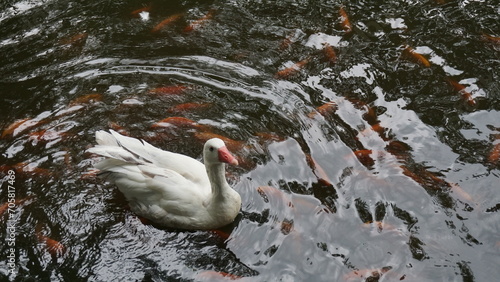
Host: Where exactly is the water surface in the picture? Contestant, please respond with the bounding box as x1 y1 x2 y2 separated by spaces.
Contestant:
1 0 499 281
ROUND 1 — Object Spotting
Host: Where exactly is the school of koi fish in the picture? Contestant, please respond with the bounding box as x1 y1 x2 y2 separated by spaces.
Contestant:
0 0 499 281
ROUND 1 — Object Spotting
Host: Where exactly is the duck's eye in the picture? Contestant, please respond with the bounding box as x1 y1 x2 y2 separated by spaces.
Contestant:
209 146 214 152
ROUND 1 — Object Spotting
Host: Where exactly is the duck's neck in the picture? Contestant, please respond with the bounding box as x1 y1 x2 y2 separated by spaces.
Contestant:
206 163 230 199
205 162 241 227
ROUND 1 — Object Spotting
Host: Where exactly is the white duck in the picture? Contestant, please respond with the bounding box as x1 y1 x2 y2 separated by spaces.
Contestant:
87 130 241 230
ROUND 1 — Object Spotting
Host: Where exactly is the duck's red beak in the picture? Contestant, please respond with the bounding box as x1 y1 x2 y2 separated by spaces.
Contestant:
218 146 238 165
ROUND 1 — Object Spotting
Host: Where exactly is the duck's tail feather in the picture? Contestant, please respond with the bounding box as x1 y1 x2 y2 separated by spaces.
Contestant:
108 130 155 163
94 158 151 183
88 130 155 165
95 130 119 146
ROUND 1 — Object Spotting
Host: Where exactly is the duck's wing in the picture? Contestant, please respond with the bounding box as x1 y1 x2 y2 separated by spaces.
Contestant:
95 158 209 215
89 130 210 187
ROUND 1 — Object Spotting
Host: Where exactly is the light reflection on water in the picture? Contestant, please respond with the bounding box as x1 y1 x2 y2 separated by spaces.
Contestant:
1 0 499 281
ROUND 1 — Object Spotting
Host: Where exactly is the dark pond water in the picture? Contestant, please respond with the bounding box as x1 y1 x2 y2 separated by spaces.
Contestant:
1 0 499 281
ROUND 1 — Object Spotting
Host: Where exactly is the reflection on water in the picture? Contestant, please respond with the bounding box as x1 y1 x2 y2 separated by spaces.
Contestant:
1 0 499 281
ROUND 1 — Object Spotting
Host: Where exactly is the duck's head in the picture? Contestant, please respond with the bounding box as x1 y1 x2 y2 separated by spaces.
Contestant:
204 138 238 166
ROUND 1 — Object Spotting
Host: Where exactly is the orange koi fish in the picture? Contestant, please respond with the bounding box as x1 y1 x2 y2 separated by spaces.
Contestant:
254 132 286 143
309 101 338 118
353 149 376 167
80 168 100 180
2 117 50 138
281 219 294 235
385 140 412 159
403 46 431 67
210 229 231 240
450 183 474 203
0 202 11 217
257 186 290 205
279 34 293 50
130 4 151 18
339 7 353 34
28 129 61 143
69 93 103 106
274 58 310 79
344 266 393 281
151 13 183 33
400 165 420 182
367 123 389 140
386 140 410 153
184 9 215 33
194 132 244 152
290 193 331 214
445 78 476 106
488 142 500 164
317 101 338 116
12 162 52 177
400 165 450 190
149 85 190 95
2 118 31 138
36 232 66 257
305 154 333 186
279 30 303 50
362 105 378 125
0 164 13 174
151 116 201 129
359 123 381 138
59 32 88 46
196 270 241 280
481 33 500 43
323 43 337 64
109 122 129 136
420 168 448 186
344 96 368 109
362 221 400 232
63 151 72 168
290 193 321 210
